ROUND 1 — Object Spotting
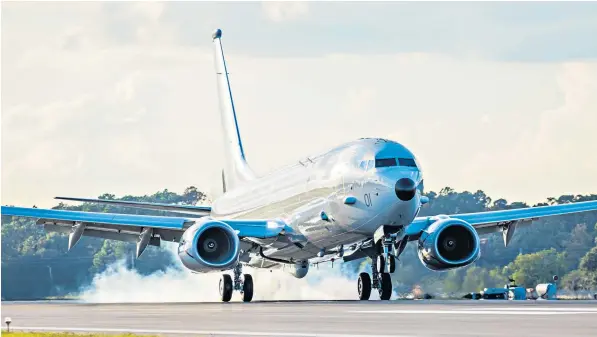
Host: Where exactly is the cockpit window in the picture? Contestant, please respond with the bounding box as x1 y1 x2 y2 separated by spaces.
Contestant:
375 158 397 168
398 158 417 167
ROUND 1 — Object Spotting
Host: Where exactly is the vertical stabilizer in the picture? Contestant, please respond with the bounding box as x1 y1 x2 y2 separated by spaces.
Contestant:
212 29 256 189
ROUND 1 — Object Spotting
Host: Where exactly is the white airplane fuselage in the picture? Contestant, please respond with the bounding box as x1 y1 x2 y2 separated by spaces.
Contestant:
211 137 424 264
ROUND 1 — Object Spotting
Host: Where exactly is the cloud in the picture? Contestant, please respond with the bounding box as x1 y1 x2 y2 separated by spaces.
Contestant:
261 2 309 23
460 62 597 203
2 2 597 208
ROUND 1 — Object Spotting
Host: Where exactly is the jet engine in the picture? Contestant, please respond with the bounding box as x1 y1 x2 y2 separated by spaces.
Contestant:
178 218 240 273
417 217 480 271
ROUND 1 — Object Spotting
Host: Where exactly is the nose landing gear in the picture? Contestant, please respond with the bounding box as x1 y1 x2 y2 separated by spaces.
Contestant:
358 255 394 300
358 226 404 300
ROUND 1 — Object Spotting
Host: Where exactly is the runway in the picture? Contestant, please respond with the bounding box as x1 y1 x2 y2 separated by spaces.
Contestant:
3 300 597 337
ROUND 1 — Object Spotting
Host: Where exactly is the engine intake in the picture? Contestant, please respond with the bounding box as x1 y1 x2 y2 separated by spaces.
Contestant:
417 217 480 271
178 218 240 273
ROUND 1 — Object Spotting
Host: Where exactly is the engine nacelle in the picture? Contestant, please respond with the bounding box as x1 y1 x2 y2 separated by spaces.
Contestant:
417 217 480 271
284 261 309 279
178 218 240 273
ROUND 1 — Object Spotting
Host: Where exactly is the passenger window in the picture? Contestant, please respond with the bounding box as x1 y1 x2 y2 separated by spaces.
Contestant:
375 158 397 168
398 158 417 167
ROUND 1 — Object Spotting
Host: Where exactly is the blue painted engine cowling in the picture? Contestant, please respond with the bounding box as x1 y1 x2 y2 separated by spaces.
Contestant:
417 218 480 271
178 217 240 273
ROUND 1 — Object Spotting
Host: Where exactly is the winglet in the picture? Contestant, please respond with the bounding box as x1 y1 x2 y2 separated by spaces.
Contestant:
212 28 222 40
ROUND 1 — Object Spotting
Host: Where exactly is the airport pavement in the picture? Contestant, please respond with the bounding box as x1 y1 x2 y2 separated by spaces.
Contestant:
2 300 597 337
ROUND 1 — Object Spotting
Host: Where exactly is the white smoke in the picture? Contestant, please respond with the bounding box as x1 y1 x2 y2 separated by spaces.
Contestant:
78 243 380 302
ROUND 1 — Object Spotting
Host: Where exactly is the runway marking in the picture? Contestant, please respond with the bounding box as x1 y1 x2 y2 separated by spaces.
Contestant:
351 309 597 315
9 326 414 337
440 307 597 312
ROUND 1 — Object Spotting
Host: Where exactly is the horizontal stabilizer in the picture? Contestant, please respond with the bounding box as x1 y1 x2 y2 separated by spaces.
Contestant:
55 196 211 216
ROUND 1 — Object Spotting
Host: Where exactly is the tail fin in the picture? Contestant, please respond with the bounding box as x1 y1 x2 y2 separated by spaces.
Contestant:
212 29 256 189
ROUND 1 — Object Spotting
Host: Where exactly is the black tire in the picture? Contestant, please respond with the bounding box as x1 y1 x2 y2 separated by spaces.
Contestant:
219 274 233 302
376 255 386 273
358 272 372 300
379 273 392 300
388 255 396 274
242 274 253 302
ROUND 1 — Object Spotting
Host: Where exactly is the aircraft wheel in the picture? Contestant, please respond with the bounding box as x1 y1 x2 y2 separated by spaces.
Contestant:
358 272 372 300
379 273 392 300
219 274 233 302
242 274 254 302
388 255 396 274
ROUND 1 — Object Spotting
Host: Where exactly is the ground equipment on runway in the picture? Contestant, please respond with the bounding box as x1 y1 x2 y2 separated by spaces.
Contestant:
536 283 557 300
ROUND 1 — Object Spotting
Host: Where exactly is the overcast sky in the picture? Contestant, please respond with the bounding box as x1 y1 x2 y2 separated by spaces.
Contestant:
2 1 597 208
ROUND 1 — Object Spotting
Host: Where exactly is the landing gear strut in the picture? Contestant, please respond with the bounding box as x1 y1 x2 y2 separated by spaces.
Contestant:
219 263 253 302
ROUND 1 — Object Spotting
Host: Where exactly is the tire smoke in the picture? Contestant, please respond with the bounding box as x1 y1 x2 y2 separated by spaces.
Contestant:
78 244 377 302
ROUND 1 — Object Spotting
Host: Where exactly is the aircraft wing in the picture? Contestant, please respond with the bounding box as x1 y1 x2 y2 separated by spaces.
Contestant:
1 206 286 256
54 196 211 216
406 200 597 244
449 200 597 234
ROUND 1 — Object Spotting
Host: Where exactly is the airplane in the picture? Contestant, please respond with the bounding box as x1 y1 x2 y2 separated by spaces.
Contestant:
2 28 597 303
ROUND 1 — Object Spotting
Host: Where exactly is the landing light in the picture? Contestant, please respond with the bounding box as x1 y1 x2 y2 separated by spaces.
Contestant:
266 221 280 229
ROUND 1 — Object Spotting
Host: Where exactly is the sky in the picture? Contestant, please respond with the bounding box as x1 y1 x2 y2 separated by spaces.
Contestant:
2 1 597 208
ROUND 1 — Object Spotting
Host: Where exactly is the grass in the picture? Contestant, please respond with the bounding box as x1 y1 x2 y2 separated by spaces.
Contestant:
2 333 158 337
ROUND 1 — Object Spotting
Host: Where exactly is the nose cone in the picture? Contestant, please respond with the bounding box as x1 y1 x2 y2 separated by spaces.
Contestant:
395 178 416 201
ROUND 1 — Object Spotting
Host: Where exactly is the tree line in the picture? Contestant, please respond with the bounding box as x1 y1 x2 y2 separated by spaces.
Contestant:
1 186 596 300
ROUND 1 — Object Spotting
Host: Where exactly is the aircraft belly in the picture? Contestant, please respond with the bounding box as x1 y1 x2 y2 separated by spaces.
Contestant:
263 242 320 260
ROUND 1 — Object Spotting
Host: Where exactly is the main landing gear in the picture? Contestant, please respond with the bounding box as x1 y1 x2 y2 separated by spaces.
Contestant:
219 263 253 302
358 230 398 301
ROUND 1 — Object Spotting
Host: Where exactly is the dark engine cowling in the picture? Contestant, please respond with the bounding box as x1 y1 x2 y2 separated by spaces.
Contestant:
178 218 240 273
417 217 480 271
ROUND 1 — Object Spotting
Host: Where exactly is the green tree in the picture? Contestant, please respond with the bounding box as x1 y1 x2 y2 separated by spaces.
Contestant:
507 249 567 287
579 246 597 272
563 224 594 267
443 269 464 293
561 269 590 292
